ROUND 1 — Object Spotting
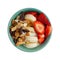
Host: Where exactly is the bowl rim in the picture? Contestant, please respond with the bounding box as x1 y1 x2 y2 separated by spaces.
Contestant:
7 8 52 52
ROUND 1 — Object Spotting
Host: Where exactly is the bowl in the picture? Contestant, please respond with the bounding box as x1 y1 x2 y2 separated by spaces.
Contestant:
7 8 52 52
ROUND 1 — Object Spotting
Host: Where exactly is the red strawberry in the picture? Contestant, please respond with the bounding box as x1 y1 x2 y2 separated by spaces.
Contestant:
33 21 45 34
38 13 51 26
45 25 52 38
38 34 45 44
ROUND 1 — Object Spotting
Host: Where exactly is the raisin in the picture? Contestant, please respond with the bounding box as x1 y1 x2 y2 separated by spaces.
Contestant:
11 20 17 27
22 29 29 33
10 29 15 36
19 12 25 20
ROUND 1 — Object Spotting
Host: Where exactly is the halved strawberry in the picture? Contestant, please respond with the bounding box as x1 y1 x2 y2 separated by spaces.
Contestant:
45 25 52 38
38 34 45 44
38 13 51 26
33 21 45 34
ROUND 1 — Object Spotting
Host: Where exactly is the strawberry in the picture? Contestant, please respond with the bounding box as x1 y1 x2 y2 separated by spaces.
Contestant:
33 21 45 34
45 25 52 38
38 34 45 44
38 13 51 26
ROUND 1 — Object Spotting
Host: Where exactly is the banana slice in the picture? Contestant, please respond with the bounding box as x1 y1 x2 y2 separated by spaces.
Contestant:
25 27 35 33
25 42 39 48
25 14 36 22
25 36 38 42
28 32 37 36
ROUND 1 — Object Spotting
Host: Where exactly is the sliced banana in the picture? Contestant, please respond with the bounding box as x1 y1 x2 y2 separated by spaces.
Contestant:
25 14 36 22
25 36 38 42
25 27 35 33
25 42 39 48
28 32 37 36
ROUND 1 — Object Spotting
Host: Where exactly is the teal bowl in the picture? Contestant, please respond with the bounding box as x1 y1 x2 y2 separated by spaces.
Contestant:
7 8 52 52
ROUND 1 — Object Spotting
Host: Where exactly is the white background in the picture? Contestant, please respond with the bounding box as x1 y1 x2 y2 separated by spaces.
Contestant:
0 0 60 60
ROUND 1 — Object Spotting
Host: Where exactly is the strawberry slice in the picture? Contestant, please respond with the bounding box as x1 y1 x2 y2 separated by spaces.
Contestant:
45 25 52 38
38 13 51 26
38 34 45 44
33 21 45 34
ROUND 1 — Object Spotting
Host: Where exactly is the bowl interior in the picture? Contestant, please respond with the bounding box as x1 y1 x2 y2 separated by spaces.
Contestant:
8 8 52 52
